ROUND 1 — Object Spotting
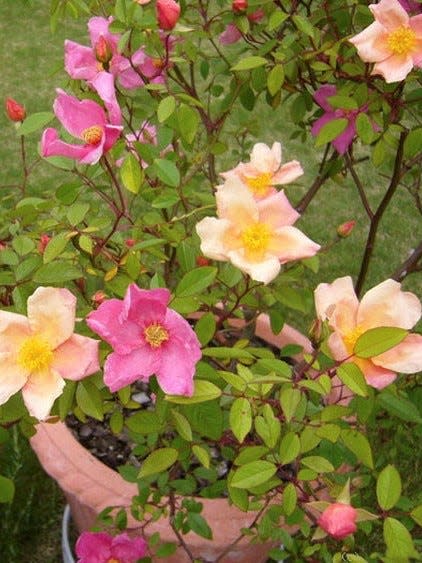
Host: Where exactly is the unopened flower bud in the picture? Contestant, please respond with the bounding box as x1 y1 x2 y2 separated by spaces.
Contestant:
156 0 181 30
95 36 113 65
92 290 107 305
337 220 356 238
125 238 136 247
232 0 248 13
196 256 210 267
248 8 264 23
37 234 50 254
5 97 26 122
318 503 357 540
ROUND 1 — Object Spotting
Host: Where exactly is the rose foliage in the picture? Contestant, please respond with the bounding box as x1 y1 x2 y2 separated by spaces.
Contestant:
1 0 422 561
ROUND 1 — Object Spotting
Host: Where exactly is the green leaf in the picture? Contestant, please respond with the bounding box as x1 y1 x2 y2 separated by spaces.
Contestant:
267 64 284 96
255 405 280 449
279 432 300 465
170 410 192 442
153 158 180 187
282 482 297 516
341 429 373 469
327 95 358 110
377 465 402 510
231 460 277 489
279 387 301 423
336 362 368 397
315 118 348 147
76 380 104 421
192 445 210 468
125 410 164 434
43 232 70 264
177 104 200 145
231 56 267 72
292 14 315 37
377 392 422 423
230 398 252 444
0 475 15 503
33 262 83 284
356 112 375 144
384 517 419 560
138 447 178 478
17 112 54 135
157 95 176 123
175 266 217 297
11 235 35 256
187 512 213 540
354 326 407 358
202 347 253 361
410 504 422 526
121 152 143 194
165 380 222 404
194 313 216 346
404 127 422 159
67 202 90 226
301 456 334 473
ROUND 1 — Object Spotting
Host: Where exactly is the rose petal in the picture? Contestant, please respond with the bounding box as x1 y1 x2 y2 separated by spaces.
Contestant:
103 348 160 392
52 334 99 381
372 333 422 373
54 89 106 137
22 369 65 420
0 353 28 406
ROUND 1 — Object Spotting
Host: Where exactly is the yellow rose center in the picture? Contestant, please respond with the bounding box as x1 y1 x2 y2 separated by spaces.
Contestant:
152 57 164 69
245 172 273 197
107 559 120 563
81 125 104 145
144 323 169 348
342 325 365 355
241 222 271 260
387 26 417 56
17 336 53 373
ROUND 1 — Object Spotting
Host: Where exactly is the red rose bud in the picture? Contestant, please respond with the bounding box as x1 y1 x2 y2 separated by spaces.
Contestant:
37 234 50 254
196 256 210 267
156 0 181 30
232 0 248 13
337 220 356 238
248 8 264 22
95 36 113 65
125 238 136 247
5 97 26 122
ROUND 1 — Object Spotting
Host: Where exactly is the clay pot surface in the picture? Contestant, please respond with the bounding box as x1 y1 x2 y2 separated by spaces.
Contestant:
30 320 306 562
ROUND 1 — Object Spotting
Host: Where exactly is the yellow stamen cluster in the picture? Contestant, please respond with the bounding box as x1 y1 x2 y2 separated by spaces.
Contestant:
144 323 169 348
241 222 271 260
342 325 365 354
82 125 103 145
245 172 273 197
387 26 417 56
17 336 53 373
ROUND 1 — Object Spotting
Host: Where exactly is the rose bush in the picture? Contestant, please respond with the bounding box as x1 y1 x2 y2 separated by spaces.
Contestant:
1 0 422 561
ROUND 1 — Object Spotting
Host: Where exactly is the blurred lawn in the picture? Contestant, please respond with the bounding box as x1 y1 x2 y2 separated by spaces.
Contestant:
0 1 420 561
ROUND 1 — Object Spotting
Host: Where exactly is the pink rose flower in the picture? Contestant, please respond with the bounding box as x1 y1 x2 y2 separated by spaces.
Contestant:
196 177 320 284
0 287 99 420
41 89 123 165
75 531 147 563
398 0 422 14
311 85 374 154
220 142 303 200
318 503 358 540
86 284 201 395
156 0 181 31
65 16 147 120
219 9 264 44
349 0 422 83
314 276 422 389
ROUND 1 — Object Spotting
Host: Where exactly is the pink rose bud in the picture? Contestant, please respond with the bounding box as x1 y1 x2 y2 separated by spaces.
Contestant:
5 97 26 122
92 290 107 305
95 36 113 65
232 0 248 13
337 220 356 238
318 503 358 540
37 234 51 254
156 0 181 30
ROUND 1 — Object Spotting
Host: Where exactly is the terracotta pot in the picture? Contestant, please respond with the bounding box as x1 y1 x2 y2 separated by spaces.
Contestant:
29 321 307 562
